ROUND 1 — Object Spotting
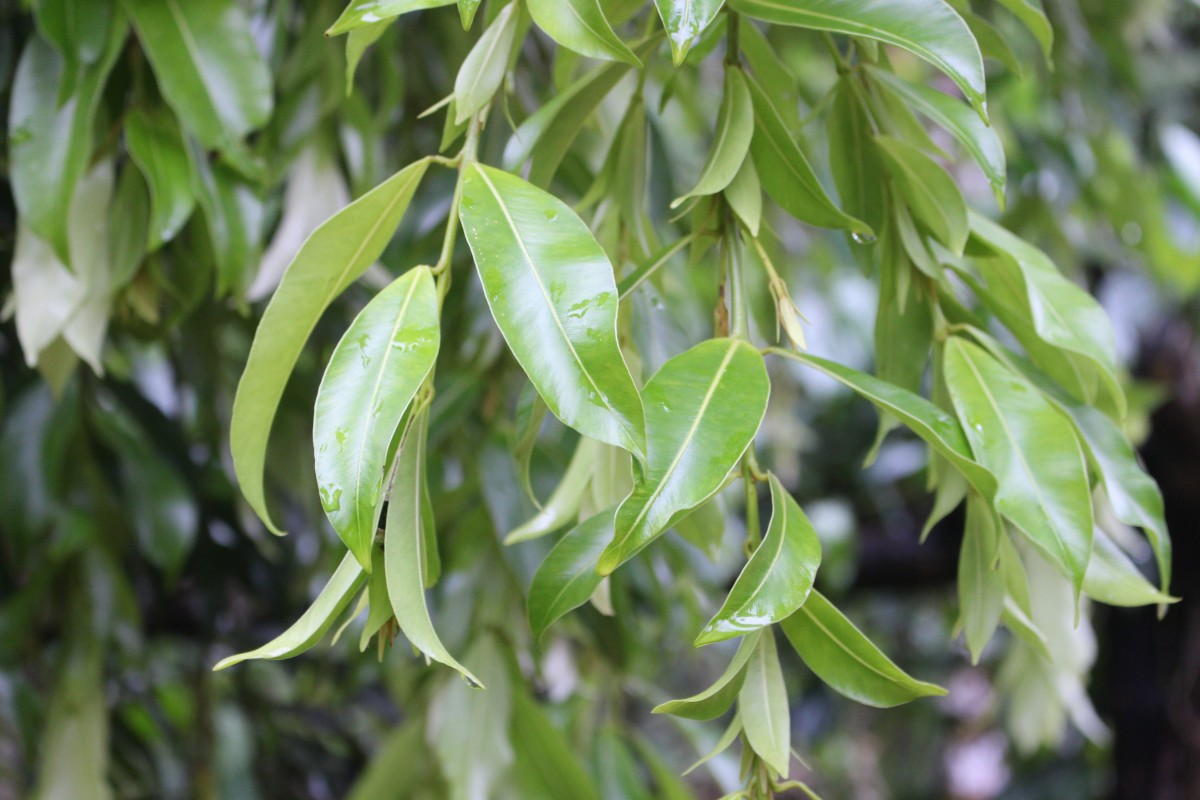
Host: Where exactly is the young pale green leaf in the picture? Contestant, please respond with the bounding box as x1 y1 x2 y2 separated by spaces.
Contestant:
828 77 887 237
513 382 549 505
108 165 150 289
654 631 761 720
454 1 519 124
510 691 602 800
943 337 1093 593
968 212 1125 417
875 246 932 395
591 443 634 510
214 552 366 669
867 67 1006 207
697 475 821 646
526 0 641 66
958 492 1004 663
458 0 482 28
231 159 430 535
314 267 440 570
684 710 743 776
507 436 599 544
191 151 265 298
123 0 272 154
745 75 873 238
673 68 754 207
725 156 763 237
728 0 988 119
459 164 646 460
384 417 480 685
769 349 997 501
598 339 770 574
875 136 968 255
995 0 1052 58
328 0 453 36
358 548 392 650
1083 531 1177 608
9 20 126 263
345 21 390 94
527 507 616 639
124 109 195 251
737 630 790 778
781 590 947 707
653 0 725 64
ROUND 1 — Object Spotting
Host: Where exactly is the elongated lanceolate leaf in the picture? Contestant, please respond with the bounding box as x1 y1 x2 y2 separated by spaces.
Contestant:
314 266 440 570
453 1 519 124
1083 531 1177 608
995 0 1052 58
654 630 760 719
781 590 947 707
213 551 366 669
729 0 988 118
875 135 968 254
958 492 1003 663
673 68 754 207
510 692 602 800
460 164 646 459
232 159 430 534
526 0 641 66
507 437 600 544
125 109 195 250
328 0 453 36
737 630 790 778
654 0 725 64
123 0 272 153
385 417 480 684
527 507 617 639
598 339 769 574
697 474 821 645
943 337 1093 592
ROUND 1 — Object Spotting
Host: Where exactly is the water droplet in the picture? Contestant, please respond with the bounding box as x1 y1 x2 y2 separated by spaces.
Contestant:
319 485 343 513
660 403 670 412
850 231 877 245
544 210 558 221
462 196 476 209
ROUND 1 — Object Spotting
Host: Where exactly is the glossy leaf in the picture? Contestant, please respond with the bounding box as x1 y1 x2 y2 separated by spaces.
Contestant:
459 164 646 459
454 1 519 124
943 337 1093 592
123 0 272 153
314 266 440 570
697 474 821 645
329 0 453 35
526 0 640 65
527 507 616 639
1083 531 1177 608
673 68 754 207
507 436 600 544
875 135 968 254
231 159 430 535
745 74 872 237
125 109 195 250
653 0 725 64
458 0 482 28
729 0 988 118
655 631 760 719
781 590 947 707
958 492 1004 663
213 552 366 669
737 630 790 778
384 416 480 684
598 339 770 574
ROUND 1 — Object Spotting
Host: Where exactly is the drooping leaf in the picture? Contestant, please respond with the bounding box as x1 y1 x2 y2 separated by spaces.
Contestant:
453 1 519 124
125 109 196 250
995 0 1052 59
673 68 754 207
828 76 887 237
190 146 265 297
737 630 790 778
729 0 988 118
943 337 1093 593
672 495 727 561
875 135 968 255
1083 531 1177 608
123 0 272 154
231 158 429 535
684 710 743 775
213 552 367 669
654 630 760 719
527 507 616 639
526 0 641 66
345 21 390 95
696 474 821 645
598 339 770 574
459 164 646 459
781 590 947 707
328 0 454 36
107 165 151 289
724 156 763 237
508 437 600 544
510 691 602 800
359 548 392 651
958 492 1004 663
458 0 482 28
653 0 725 64
314 266 440 570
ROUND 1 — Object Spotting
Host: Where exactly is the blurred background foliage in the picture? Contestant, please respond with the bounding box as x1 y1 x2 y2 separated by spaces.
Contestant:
1 0 1198 798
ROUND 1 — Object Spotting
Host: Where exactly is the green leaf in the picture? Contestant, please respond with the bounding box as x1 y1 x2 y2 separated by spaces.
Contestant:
34 0 114 73
745 74 873 237
510 691 601 800
123 0 272 154
958 492 1004 663
673 68 754 207
875 135 968 255
943 337 1093 592
725 156 763 237
780 590 947 707
213 552 367 669
653 0 725 64
191 150 265 297
526 0 641 66
828 77 887 237
125 109 196 251
384 415 480 684
598 339 770 574
867 67 1006 207
9 21 127 263
108 165 151 289
454 1 519 124
231 159 430 535
673 495 726 561
459 164 646 460
507 437 599 544
729 0 987 119
769 349 997 501
654 630 760 719
314 266 440 570
527 507 616 639
513 382 549 506
358 548 392 651
995 0 1052 59
1083 531 1177 608
697 474 821 645
737 630 790 778
458 0 482 28
345 20 390 95
684 710 742 775
328 0 453 36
